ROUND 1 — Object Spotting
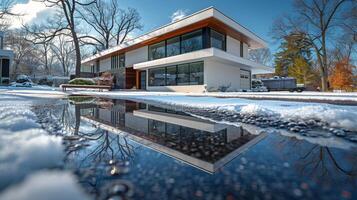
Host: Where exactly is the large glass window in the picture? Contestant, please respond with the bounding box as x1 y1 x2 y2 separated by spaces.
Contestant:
210 30 226 50
177 64 190 85
190 62 204 85
147 28 227 61
181 30 203 54
148 67 166 86
149 41 166 60
166 37 180 57
166 65 177 86
148 61 204 87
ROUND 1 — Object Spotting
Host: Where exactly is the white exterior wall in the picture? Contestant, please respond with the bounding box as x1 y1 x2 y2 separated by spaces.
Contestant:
243 43 249 58
125 46 148 67
204 60 241 91
99 57 111 72
226 36 241 57
147 85 206 93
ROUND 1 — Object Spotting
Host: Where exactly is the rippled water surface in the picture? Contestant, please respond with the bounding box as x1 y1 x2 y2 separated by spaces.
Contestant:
21 96 357 199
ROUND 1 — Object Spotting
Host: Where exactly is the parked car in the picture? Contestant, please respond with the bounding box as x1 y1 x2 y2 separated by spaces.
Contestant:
11 75 33 87
251 79 268 92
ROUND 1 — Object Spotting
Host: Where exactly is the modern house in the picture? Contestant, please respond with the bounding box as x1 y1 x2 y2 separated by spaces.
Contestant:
81 7 274 92
0 31 13 85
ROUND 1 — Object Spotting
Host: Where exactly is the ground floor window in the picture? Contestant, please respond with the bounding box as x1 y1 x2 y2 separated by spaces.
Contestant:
148 61 204 87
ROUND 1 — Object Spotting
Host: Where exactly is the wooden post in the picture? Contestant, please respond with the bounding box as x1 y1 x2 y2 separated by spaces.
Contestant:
136 70 140 89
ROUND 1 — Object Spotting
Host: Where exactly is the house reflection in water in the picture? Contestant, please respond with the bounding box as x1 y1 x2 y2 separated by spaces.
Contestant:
78 98 266 173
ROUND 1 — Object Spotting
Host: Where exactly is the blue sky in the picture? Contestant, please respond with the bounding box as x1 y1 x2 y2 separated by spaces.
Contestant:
13 0 295 54
116 0 294 52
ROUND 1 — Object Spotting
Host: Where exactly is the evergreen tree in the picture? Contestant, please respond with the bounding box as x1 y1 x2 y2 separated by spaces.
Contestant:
274 32 315 85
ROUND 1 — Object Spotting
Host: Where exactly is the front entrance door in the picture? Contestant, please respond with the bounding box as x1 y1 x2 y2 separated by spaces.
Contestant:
139 71 146 90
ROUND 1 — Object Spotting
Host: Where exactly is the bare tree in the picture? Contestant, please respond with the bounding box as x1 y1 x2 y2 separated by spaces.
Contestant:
23 23 58 74
248 48 272 66
6 29 40 78
36 0 96 77
51 35 75 76
78 0 118 50
114 8 142 45
272 0 355 91
0 0 17 31
0 0 15 19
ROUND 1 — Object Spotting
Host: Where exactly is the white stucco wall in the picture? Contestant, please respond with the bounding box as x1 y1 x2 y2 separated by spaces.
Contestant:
204 59 241 91
99 57 111 72
147 85 206 93
125 46 148 67
226 36 241 58
243 43 249 58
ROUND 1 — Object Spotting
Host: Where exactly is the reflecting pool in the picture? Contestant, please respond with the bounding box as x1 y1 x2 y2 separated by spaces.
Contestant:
28 96 357 199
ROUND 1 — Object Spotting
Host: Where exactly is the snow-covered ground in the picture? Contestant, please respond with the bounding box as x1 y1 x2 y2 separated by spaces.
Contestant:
1 87 357 132
0 93 90 200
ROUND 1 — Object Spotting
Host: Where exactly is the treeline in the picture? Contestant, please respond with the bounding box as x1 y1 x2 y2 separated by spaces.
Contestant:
271 0 356 91
0 0 142 78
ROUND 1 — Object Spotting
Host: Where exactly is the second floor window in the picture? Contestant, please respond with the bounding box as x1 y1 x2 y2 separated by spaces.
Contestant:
181 29 203 54
211 30 226 51
149 41 165 60
147 28 225 61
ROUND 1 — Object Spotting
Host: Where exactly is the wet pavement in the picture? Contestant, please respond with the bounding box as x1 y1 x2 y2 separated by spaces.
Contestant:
31 96 357 200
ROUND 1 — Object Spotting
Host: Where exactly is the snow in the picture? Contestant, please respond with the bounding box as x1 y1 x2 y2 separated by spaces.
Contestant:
0 94 64 190
1 87 357 131
0 171 92 200
65 91 357 132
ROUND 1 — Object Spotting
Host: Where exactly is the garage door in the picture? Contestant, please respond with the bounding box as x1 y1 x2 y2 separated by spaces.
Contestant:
240 70 251 90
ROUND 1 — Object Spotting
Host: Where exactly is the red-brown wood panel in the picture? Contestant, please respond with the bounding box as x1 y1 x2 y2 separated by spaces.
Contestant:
125 67 137 89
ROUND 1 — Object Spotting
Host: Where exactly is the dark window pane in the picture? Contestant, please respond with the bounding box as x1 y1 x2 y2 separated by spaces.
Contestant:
119 54 125 67
166 123 180 136
148 67 166 86
190 62 204 85
166 65 177 86
149 120 166 135
166 37 180 57
211 30 225 50
149 41 166 60
181 30 203 54
177 64 190 85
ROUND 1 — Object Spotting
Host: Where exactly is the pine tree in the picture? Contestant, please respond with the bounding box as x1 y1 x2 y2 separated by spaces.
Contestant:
274 32 315 85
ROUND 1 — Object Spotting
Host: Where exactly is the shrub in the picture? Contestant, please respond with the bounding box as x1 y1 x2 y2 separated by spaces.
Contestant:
68 78 95 85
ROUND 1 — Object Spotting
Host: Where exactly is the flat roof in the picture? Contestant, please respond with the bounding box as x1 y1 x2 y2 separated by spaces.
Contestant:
81 7 267 65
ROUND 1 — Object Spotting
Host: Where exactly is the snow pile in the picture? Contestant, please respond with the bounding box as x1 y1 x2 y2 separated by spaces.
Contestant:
124 95 357 132
280 105 357 131
0 129 63 190
0 100 64 190
0 94 93 199
237 104 276 117
0 171 92 200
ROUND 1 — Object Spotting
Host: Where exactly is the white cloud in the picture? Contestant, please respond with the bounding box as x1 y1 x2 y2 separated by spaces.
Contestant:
8 0 55 28
0 170 92 200
170 9 189 22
